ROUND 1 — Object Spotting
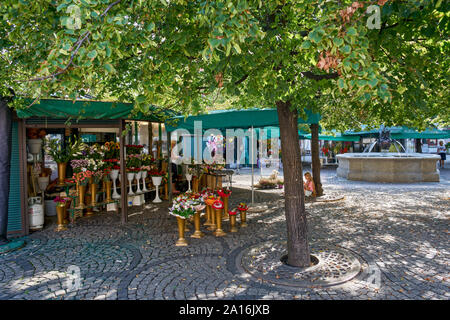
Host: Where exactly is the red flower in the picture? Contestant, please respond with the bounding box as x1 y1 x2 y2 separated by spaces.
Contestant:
212 200 224 210
228 210 237 216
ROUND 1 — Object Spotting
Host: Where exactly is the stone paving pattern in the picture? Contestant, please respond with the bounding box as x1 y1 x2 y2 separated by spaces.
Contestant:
0 167 449 300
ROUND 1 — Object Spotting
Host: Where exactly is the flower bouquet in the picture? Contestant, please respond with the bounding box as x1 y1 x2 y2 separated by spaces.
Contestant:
169 196 197 246
103 141 120 159
126 144 144 155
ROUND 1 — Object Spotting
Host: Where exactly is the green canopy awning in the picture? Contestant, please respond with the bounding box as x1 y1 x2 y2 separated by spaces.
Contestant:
165 108 321 133
302 134 360 141
344 126 449 139
391 128 450 139
15 99 176 122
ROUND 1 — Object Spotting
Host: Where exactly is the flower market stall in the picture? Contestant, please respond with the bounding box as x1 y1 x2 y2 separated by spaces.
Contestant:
7 99 177 236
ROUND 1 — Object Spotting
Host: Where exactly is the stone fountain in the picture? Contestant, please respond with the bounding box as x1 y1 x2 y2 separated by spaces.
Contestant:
336 126 440 183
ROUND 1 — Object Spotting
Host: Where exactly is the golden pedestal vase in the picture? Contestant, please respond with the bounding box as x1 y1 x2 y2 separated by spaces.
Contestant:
204 197 217 230
238 204 249 227
212 200 226 237
55 205 67 232
191 205 206 239
229 211 238 232
175 217 188 246
56 162 67 187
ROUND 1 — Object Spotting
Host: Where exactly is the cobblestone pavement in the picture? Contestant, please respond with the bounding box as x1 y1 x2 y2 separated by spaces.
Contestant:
1 167 449 300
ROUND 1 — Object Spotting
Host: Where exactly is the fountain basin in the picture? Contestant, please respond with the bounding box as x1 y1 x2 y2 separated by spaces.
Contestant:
336 153 440 183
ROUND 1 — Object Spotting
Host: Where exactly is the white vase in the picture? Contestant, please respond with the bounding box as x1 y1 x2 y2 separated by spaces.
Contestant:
37 176 49 193
135 171 142 194
151 176 162 203
27 138 43 155
127 172 135 196
110 169 120 199
142 171 149 192
185 173 192 192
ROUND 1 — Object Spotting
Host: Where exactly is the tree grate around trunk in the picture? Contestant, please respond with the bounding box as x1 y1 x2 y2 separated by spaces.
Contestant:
238 240 362 288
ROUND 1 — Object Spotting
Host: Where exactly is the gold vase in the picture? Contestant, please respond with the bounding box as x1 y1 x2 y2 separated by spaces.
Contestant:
56 162 67 187
191 211 205 239
213 208 226 237
105 180 112 203
204 205 213 227
222 197 229 221
229 215 238 232
55 205 67 231
164 182 168 200
211 175 217 191
90 182 98 206
240 211 248 227
192 177 199 193
175 217 188 246
76 184 86 209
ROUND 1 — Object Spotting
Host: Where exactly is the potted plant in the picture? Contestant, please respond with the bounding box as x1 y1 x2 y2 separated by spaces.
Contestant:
45 136 83 186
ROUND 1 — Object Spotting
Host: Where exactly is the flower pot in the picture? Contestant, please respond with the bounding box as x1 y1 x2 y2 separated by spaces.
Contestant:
105 180 112 203
141 171 149 192
213 208 226 237
135 171 142 194
37 176 49 193
127 172 135 195
240 210 248 227
222 197 229 221
185 174 192 192
229 215 238 232
175 217 188 246
190 211 205 239
56 162 67 187
90 182 98 207
192 177 199 193
151 176 162 203
76 184 86 209
27 138 43 155
55 205 67 231
110 169 121 199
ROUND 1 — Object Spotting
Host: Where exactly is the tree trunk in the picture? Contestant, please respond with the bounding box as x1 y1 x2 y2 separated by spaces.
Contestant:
276 100 310 267
310 123 323 197
0 97 12 244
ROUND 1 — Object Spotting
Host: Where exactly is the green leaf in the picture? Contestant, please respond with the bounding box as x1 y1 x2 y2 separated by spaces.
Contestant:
104 63 115 73
341 45 351 54
347 27 357 36
87 49 97 59
333 37 344 47
301 40 312 49
337 78 347 90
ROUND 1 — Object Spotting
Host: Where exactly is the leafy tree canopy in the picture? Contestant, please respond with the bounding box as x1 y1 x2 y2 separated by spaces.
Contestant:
1 0 448 129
